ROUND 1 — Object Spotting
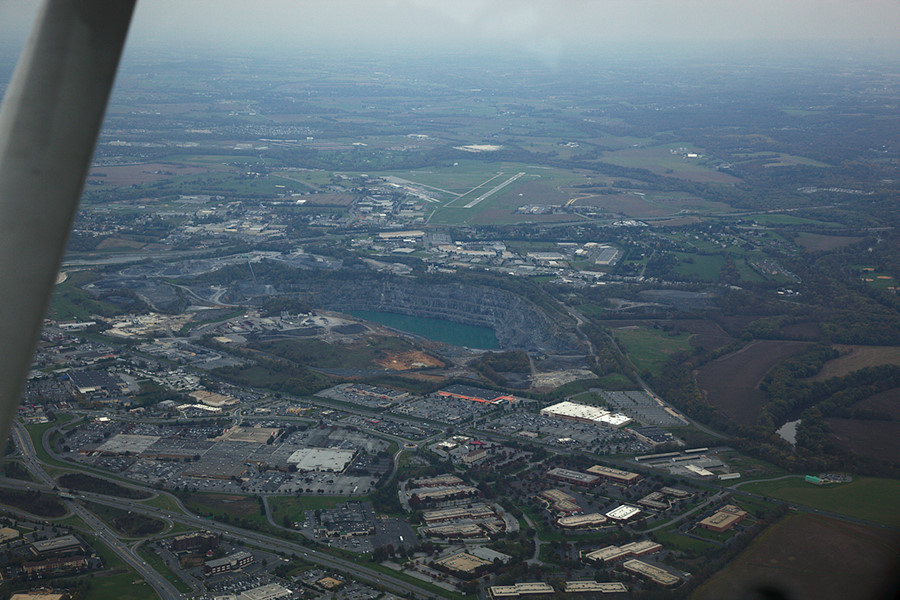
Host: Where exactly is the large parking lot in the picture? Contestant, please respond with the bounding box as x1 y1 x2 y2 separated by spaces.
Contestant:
482 411 650 455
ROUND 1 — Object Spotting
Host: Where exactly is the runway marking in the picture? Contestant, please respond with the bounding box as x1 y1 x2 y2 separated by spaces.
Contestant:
463 172 526 209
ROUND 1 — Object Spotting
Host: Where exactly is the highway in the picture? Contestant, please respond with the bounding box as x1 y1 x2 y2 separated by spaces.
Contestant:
8 421 446 600
11 423 182 599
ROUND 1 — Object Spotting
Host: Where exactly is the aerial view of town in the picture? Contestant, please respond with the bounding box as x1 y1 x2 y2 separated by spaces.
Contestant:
0 3 898 600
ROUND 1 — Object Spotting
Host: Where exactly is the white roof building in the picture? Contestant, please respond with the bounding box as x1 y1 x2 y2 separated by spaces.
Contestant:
541 401 632 428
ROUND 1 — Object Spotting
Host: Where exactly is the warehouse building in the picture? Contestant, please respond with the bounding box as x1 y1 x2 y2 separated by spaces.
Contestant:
287 448 357 472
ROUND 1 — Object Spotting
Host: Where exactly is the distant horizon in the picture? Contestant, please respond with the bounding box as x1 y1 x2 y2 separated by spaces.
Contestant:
1 0 899 67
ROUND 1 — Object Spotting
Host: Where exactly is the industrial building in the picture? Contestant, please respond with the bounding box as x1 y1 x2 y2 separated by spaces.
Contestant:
540 401 631 428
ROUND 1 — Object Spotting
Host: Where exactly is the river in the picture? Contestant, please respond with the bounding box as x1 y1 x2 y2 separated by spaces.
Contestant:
349 310 500 350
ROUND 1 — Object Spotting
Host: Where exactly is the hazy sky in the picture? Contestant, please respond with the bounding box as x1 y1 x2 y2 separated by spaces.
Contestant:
2 0 899 58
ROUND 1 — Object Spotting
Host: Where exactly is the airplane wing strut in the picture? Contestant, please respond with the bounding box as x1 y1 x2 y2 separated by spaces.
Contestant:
0 0 136 447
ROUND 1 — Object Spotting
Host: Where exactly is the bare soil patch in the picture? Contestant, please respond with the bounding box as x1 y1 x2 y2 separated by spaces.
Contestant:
374 350 444 371
676 319 734 354
826 418 900 465
696 340 811 426
809 345 900 381
693 513 900 600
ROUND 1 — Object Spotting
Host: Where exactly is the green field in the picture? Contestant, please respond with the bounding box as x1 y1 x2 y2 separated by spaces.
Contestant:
25 414 76 467
80 533 158 600
652 527 718 554
137 545 192 594
599 143 739 183
86 571 158 600
49 271 121 320
85 501 166 537
740 477 900 526
674 252 726 281
137 493 185 514
748 213 842 228
613 326 693 377
182 493 270 529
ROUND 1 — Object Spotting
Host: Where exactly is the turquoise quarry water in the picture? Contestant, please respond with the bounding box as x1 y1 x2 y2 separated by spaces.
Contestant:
349 310 499 350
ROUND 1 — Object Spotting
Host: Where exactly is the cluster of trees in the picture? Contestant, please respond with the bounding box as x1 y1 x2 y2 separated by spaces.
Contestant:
469 350 531 386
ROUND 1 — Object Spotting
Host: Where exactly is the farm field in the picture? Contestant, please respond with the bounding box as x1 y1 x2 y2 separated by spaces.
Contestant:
599 145 741 184
674 252 726 281
794 232 864 252
733 151 830 167
849 386 900 419
695 340 812 426
86 162 216 186
739 477 900 526
826 418 900 465
810 345 900 380
691 513 900 600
